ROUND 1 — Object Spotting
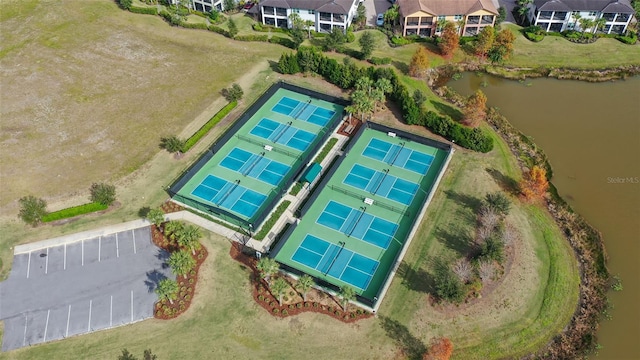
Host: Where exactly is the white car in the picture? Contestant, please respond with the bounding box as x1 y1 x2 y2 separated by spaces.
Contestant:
376 14 384 26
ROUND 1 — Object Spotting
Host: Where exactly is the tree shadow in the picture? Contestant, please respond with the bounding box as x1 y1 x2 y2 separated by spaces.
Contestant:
434 226 475 255
430 100 463 122
379 316 427 360
144 269 168 293
392 60 408 75
396 261 436 294
444 190 482 212
155 249 171 270
267 60 280 72
486 167 520 195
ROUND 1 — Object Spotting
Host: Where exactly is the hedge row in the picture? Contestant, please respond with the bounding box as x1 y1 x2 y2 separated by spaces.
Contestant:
368 57 391 65
254 200 291 240
129 6 158 15
234 34 269 42
184 101 237 151
277 47 493 152
268 36 296 49
42 202 108 222
312 137 338 164
252 23 288 33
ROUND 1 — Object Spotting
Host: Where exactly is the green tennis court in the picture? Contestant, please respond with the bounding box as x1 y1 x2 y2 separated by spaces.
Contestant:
168 83 346 228
273 124 451 303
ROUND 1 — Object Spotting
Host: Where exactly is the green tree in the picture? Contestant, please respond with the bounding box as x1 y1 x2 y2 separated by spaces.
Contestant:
349 88 375 120
223 0 235 12
227 18 238 37
479 237 505 263
146 208 166 230
439 22 459 58
164 220 185 243
474 26 495 57
489 28 516 64
579 17 594 37
571 12 582 29
384 4 399 28
462 89 487 127
155 278 179 304
484 192 511 215
339 285 356 311
160 135 185 156
118 0 133 10
256 257 280 285
89 182 116 206
118 349 137 360
143 349 158 360
304 20 315 39
177 223 202 255
18 195 47 226
409 46 430 77
358 31 376 59
593 17 606 34
413 89 427 105
516 0 533 24
289 13 303 30
496 6 507 26
354 4 366 28
323 28 346 51
295 274 315 301
271 277 289 306
433 261 466 304
168 250 196 279
222 83 243 102
290 29 305 49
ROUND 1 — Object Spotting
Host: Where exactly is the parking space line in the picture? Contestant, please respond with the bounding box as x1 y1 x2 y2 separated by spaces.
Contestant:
64 244 67 270
22 314 28 346
133 231 137 254
131 291 134 322
116 233 120 258
81 239 84 266
110 296 113 327
99 236 101 262
45 247 49 274
44 309 50 342
65 305 71 337
26 252 31 278
88 300 92 331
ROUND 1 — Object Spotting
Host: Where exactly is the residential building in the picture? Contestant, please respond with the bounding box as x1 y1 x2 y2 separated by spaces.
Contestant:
258 0 360 32
529 0 635 34
397 0 498 37
192 0 223 13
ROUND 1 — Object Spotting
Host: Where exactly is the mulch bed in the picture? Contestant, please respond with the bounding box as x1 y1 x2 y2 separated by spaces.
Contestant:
337 117 363 137
230 243 373 323
161 200 184 214
151 224 208 320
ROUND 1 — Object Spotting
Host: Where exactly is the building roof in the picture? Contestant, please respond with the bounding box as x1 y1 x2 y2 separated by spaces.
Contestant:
398 0 498 17
534 0 634 13
260 0 355 14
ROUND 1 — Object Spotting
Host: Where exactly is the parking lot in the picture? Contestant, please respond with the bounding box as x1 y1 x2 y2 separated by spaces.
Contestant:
0 226 173 351
364 0 392 27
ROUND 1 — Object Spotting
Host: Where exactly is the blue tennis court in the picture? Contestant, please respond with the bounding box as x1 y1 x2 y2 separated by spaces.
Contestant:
219 147 290 186
343 164 418 205
362 138 434 175
271 97 336 127
291 235 379 290
191 175 267 218
250 118 316 152
316 201 398 249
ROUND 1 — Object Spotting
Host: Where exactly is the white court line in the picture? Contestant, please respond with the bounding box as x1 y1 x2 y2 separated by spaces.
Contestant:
130 291 134 322
132 230 136 254
65 305 71 337
26 252 31 279
88 300 92 331
110 296 113 327
81 239 84 266
116 233 119 258
98 236 101 262
22 314 28 346
45 247 49 274
43 309 50 342
64 244 67 270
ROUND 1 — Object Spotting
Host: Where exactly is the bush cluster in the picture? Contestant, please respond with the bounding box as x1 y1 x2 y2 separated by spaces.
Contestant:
368 57 392 65
181 21 208 30
312 137 338 164
208 25 231 38
254 200 291 240
129 6 158 15
252 23 288 33
184 101 237 151
268 36 296 49
276 48 494 152
42 202 108 222
234 34 269 42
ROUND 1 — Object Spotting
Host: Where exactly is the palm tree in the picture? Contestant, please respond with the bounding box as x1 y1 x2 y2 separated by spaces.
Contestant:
160 136 185 156
593 17 606 34
571 12 582 30
164 220 185 243
155 278 179 304
256 257 279 285
177 223 202 255
338 285 356 312
146 208 165 231
271 277 289 306
295 275 315 301
304 20 314 39
579 18 594 38
168 250 196 279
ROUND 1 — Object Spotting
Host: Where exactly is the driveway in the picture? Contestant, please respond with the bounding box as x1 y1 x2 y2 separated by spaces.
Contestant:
363 0 392 27
0 227 172 352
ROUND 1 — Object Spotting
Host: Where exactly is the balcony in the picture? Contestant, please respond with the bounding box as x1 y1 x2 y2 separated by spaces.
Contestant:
538 11 552 20
320 12 332 21
407 17 419 26
552 12 567 21
481 15 494 24
275 8 287 16
334 14 344 22
467 16 480 24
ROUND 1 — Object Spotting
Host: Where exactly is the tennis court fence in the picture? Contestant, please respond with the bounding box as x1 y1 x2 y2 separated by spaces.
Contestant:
328 185 408 216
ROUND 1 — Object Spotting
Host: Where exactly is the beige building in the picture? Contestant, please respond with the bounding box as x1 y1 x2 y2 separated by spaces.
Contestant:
397 0 498 37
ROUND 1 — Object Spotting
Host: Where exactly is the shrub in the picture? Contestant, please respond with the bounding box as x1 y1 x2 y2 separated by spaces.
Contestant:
289 182 304 196
289 304 294 309
184 101 237 151
297 303 302 308
282 309 288 315
258 295 264 301
484 192 511 215
234 34 269 42
254 200 291 240
18 195 47 226
129 6 158 15
118 0 132 10
269 36 296 49
617 34 637 44
181 22 208 30
433 261 466 304
273 308 280 313
189 278 195 284
479 237 505 263
313 302 319 307
89 183 116 206
304 302 310 307
368 57 392 65
208 25 231 38
312 137 338 164
390 36 412 46
524 32 544 42
42 202 108 222
221 84 243 102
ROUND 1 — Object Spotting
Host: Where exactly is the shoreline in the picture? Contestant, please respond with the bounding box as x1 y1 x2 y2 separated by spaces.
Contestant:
430 68 610 358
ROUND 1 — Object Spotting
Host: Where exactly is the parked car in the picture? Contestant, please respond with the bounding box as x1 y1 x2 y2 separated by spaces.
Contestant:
376 13 384 26
242 2 254 11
